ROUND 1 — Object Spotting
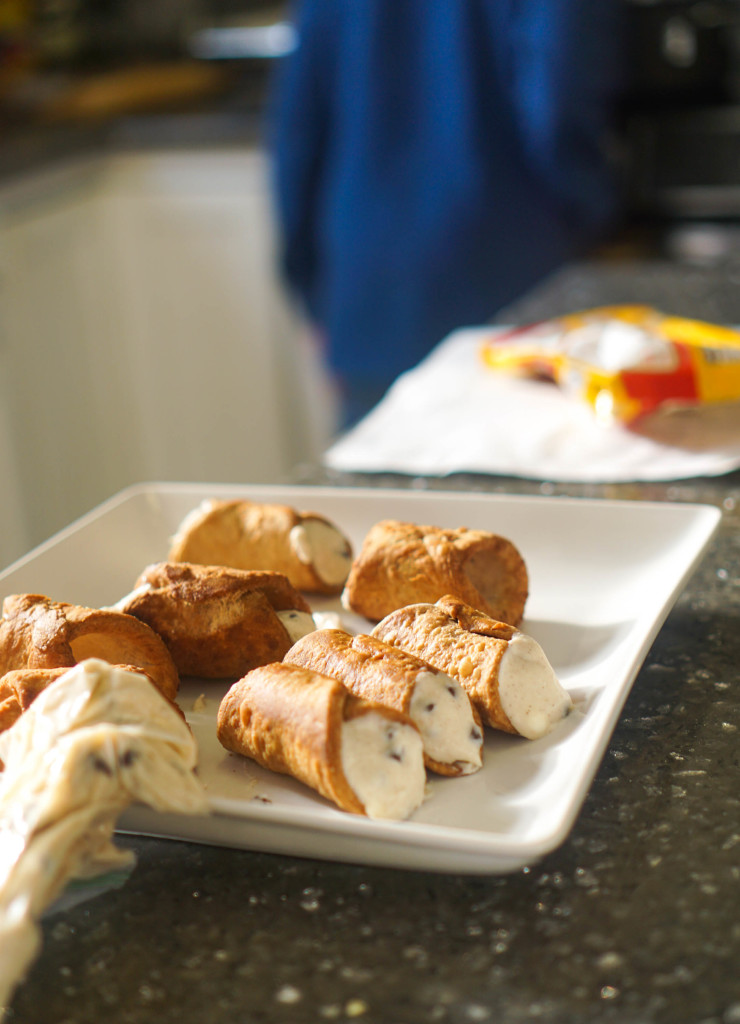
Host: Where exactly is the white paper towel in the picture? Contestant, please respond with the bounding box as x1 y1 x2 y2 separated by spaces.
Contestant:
324 329 740 482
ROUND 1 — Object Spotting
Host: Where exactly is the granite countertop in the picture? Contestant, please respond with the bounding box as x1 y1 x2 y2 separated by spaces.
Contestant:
5 463 739 1024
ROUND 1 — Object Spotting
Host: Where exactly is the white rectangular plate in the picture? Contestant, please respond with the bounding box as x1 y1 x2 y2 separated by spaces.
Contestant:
0 483 720 874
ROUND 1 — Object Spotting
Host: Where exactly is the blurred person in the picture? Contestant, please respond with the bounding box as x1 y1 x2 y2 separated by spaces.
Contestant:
269 0 625 427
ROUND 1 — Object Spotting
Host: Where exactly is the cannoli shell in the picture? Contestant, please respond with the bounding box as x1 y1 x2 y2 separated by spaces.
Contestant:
343 520 528 625
372 595 518 734
217 661 412 814
0 594 180 702
119 562 312 679
168 499 352 595
285 627 478 775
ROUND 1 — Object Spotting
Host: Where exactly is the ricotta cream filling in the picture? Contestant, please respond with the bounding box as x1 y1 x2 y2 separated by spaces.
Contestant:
497 633 572 739
289 520 352 587
409 671 483 773
276 609 317 644
340 713 425 820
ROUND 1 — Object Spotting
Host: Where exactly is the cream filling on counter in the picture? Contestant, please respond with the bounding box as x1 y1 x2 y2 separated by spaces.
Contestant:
289 520 352 587
276 609 317 644
409 671 483 773
341 713 426 820
497 633 572 739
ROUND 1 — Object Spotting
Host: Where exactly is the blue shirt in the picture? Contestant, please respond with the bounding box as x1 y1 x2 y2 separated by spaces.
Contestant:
269 0 624 393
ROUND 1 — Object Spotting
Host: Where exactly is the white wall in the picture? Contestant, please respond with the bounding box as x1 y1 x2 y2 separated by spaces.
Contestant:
0 148 335 569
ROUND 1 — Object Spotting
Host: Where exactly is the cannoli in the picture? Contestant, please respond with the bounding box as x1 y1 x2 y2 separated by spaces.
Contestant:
0 594 179 701
285 629 483 776
372 596 571 740
217 662 426 819
114 562 317 679
168 498 353 595
342 520 528 626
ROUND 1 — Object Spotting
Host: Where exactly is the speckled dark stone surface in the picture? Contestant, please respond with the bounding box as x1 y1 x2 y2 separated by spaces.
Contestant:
6 461 739 1024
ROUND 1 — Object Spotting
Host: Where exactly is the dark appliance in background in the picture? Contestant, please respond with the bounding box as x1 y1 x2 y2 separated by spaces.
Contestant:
625 0 740 232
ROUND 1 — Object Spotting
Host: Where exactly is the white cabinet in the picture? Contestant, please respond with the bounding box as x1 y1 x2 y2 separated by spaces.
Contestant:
0 148 333 569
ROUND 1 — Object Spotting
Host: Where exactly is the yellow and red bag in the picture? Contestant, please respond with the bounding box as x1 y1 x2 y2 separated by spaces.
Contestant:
480 305 740 424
